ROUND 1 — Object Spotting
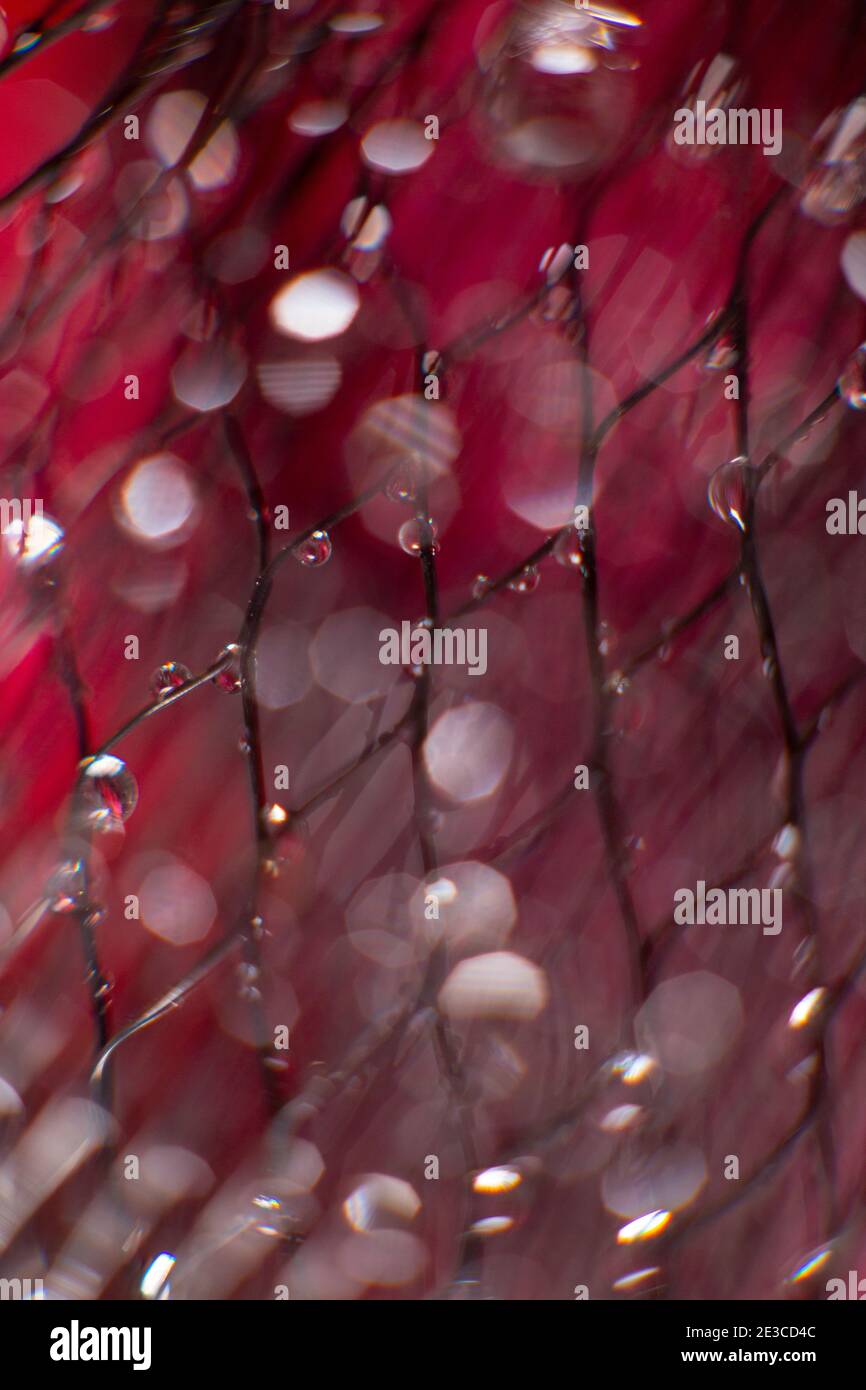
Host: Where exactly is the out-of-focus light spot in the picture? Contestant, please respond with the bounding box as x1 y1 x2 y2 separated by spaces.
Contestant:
635 972 743 1075
118 454 197 547
139 860 216 946
270 269 360 342
361 120 433 174
788 988 827 1029
611 1051 657 1084
788 1249 833 1283
3 512 64 568
288 100 348 136
600 1104 643 1133
171 341 246 412
113 558 187 613
116 161 189 241
617 1210 671 1244
312 608 402 704
531 42 597 75
424 704 514 803
342 1175 421 1232
603 1145 706 1219
339 1229 427 1288
473 1166 522 1195
841 232 866 302
347 395 462 486
329 13 384 35
413 862 517 954
612 1266 662 1292
351 203 392 251
257 357 342 416
147 90 239 191
469 1216 514 1236
438 951 549 1021
141 1252 175 1300
0 1075 24 1117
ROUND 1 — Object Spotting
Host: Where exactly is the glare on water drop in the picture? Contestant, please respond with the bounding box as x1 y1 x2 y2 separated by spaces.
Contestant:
293 529 332 566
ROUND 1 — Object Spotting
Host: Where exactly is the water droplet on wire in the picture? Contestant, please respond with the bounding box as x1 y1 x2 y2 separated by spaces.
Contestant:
293 530 332 567
151 661 192 697
553 529 586 569
707 457 749 531
77 755 139 830
398 518 438 556
508 565 540 594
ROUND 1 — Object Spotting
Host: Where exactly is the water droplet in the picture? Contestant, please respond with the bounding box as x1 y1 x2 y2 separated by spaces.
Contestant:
213 643 241 692
293 529 332 566
707 456 749 531
398 517 438 556
604 670 630 696
507 565 540 594
472 574 491 600
839 343 866 409
385 461 418 503
151 661 192 697
77 755 138 830
47 859 88 914
701 333 737 372
553 528 586 569
12 30 41 54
